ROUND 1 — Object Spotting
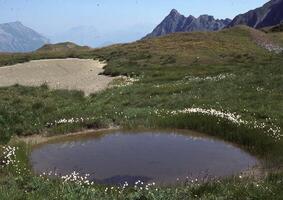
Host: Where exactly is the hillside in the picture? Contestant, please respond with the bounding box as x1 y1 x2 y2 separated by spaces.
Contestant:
0 26 280 70
263 24 283 46
227 0 283 29
93 26 280 76
262 23 283 33
0 21 49 52
144 9 231 39
37 42 91 52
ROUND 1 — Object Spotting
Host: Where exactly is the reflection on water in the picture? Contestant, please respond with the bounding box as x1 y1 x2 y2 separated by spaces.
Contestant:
30 130 258 185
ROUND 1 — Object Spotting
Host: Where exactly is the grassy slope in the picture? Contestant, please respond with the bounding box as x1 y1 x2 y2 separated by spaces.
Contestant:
262 24 283 46
0 26 283 199
37 42 91 52
269 32 283 46
96 26 272 75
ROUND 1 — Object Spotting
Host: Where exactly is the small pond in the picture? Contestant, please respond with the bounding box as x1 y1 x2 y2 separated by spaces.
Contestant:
30 130 258 185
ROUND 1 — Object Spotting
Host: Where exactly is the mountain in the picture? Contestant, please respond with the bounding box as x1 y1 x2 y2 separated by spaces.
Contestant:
37 42 91 52
0 21 49 52
144 9 231 39
227 0 283 29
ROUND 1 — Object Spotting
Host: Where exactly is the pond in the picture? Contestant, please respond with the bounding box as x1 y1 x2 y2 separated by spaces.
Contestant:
30 130 258 185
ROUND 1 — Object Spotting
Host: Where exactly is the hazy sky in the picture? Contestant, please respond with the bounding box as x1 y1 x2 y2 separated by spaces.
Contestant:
0 0 269 46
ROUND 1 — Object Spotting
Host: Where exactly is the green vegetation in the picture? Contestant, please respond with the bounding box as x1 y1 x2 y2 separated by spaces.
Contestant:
1 167 283 200
269 32 283 46
261 24 283 46
0 26 283 199
262 23 283 33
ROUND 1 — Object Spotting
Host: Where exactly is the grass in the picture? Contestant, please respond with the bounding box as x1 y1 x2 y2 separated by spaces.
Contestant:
262 24 283 46
0 171 283 200
269 32 283 46
0 26 283 199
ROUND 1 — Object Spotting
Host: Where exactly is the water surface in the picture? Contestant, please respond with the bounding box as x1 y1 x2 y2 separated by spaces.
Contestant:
30 130 257 185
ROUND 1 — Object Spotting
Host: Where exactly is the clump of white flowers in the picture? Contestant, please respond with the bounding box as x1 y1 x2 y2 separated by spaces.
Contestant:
0 146 26 175
46 116 96 127
40 171 159 192
101 181 157 195
40 171 95 186
154 73 235 88
1 146 17 167
61 171 94 186
184 73 235 82
153 107 282 141
259 43 283 54
111 76 139 88
154 108 245 125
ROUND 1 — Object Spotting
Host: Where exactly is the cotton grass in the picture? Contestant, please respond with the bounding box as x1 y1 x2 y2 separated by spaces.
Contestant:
153 107 282 141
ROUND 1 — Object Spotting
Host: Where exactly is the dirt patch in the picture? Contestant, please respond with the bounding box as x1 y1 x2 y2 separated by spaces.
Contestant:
0 58 114 95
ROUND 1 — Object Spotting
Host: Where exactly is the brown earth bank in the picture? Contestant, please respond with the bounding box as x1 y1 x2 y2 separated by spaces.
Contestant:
13 127 120 146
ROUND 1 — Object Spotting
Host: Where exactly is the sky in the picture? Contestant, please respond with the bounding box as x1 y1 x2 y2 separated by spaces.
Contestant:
0 0 269 46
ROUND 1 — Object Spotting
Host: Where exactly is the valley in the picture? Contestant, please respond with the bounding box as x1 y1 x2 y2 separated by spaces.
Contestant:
1 0 283 199
0 25 283 199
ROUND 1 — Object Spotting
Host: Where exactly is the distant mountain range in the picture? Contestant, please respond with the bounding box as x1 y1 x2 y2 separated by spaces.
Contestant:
144 9 231 39
0 21 49 53
227 0 283 29
1 0 283 51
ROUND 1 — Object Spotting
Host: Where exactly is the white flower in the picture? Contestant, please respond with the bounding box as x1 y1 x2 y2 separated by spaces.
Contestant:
153 107 282 141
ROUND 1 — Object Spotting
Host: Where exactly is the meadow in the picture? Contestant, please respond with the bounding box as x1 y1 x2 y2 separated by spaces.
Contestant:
0 26 283 199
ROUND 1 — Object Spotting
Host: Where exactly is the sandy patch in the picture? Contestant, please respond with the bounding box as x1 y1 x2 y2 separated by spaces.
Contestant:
0 58 114 95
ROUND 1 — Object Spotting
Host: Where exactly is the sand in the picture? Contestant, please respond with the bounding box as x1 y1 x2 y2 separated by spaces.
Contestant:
0 58 114 95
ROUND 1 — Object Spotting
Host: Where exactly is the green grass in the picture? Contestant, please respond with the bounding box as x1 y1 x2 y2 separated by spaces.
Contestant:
0 171 282 200
269 32 283 46
0 26 283 199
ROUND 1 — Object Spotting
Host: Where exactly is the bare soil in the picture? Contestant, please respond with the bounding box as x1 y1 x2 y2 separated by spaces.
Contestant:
0 58 115 95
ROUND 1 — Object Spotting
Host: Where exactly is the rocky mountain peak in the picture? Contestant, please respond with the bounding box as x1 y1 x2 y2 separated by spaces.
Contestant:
227 0 283 28
169 9 181 17
144 11 231 39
